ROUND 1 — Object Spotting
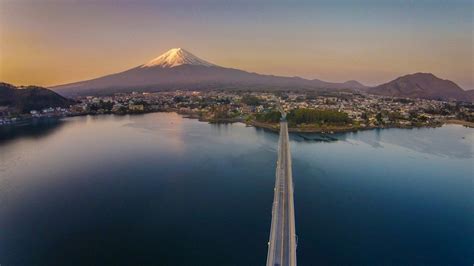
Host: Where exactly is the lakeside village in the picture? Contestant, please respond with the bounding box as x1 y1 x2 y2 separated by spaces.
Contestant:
1 90 474 133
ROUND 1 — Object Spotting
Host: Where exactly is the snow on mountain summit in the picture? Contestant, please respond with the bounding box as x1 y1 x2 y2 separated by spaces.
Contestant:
141 48 215 68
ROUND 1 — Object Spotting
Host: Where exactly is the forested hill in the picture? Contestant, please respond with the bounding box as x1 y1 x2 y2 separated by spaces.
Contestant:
0 82 75 114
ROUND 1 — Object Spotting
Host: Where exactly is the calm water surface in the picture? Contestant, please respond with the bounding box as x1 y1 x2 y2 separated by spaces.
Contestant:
0 113 472 265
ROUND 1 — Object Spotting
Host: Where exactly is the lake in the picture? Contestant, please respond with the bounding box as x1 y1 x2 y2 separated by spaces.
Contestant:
0 113 472 265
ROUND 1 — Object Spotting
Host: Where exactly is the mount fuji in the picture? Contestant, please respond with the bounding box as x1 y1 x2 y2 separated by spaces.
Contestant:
51 48 366 96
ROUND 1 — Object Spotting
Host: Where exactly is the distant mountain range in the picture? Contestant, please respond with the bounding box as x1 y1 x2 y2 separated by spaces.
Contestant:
0 82 74 114
367 73 473 102
50 48 367 96
20 47 471 103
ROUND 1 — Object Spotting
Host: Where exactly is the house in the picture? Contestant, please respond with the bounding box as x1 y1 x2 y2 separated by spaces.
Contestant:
129 104 144 111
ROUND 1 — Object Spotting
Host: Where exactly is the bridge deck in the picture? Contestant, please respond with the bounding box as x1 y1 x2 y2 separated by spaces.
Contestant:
266 120 297 266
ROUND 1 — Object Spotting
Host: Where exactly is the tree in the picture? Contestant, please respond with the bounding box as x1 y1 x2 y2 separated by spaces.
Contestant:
286 108 351 125
241 95 260 106
255 111 281 123
376 112 383 123
361 112 368 121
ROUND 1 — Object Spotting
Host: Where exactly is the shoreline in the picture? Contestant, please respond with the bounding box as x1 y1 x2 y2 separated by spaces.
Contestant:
2 111 472 133
444 119 474 128
242 120 448 134
178 113 473 132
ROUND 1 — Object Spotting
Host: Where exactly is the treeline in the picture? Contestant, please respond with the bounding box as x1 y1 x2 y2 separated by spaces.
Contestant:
88 100 114 112
255 111 281 123
255 108 351 126
241 95 261 106
287 108 351 126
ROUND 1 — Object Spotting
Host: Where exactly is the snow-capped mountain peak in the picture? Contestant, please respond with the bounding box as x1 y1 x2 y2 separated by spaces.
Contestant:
141 48 215 68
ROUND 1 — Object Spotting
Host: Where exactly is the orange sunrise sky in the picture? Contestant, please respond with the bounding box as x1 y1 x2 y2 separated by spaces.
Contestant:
0 0 472 89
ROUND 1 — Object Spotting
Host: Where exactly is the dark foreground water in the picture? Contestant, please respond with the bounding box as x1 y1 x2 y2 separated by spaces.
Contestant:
0 113 472 265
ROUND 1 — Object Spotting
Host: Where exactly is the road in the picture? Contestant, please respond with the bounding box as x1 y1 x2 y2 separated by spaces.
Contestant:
266 118 297 266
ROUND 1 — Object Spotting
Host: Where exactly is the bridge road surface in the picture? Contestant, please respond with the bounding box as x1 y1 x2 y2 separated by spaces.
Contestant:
266 118 297 266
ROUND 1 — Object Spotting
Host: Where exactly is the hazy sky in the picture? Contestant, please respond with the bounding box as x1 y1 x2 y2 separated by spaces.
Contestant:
0 0 472 89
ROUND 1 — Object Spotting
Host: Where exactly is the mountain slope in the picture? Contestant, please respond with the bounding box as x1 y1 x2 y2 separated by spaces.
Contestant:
368 73 471 101
466 90 474 101
51 48 366 96
0 82 74 113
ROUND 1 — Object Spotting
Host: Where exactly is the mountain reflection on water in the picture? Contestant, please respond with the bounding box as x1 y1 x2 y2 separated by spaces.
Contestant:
0 118 66 144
